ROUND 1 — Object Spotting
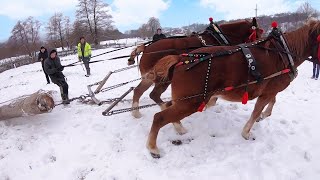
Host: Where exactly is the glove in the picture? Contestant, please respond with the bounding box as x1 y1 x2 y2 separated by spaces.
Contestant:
58 66 64 71
88 55 92 61
78 57 82 62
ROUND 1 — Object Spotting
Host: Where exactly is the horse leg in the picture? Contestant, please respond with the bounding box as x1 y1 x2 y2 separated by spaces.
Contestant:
131 79 153 118
206 96 218 108
242 94 276 140
149 82 170 110
146 102 196 158
149 84 188 135
257 96 276 122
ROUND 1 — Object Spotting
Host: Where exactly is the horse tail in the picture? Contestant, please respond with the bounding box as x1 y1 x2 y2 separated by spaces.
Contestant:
127 44 145 65
146 55 180 82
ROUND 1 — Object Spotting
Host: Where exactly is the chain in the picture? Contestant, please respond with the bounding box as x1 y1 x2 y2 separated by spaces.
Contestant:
103 90 213 116
54 94 90 107
104 103 158 116
100 78 142 93
112 65 138 73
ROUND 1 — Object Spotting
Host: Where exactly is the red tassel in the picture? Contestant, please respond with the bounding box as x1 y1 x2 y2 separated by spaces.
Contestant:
197 102 206 112
224 86 234 91
248 31 257 42
175 62 183 67
242 91 249 104
258 29 264 34
317 35 320 42
281 69 290 73
318 42 320 62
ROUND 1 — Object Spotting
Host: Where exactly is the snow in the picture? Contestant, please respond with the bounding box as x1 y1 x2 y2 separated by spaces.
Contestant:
1 46 320 180
100 38 145 46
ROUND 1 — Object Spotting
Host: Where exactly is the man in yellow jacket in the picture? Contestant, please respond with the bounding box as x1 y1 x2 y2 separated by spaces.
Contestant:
78 36 92 77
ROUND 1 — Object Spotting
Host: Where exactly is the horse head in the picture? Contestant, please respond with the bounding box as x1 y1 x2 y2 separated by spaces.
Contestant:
203 18 264 45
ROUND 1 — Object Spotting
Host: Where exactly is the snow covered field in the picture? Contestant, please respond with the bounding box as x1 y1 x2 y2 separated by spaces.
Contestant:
0 46 320 180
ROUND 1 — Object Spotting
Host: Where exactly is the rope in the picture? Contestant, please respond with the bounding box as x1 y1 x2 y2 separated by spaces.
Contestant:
0 95 31 105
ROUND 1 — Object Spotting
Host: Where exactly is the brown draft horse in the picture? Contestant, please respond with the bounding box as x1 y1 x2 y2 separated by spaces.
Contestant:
145 20 320 158
128 18 264 119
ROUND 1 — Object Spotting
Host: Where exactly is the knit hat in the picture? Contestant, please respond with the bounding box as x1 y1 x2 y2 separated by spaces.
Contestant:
50 49 57 55
40 46 45 49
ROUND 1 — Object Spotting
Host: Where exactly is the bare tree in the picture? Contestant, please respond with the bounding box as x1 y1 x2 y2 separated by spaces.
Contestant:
64 16 73 49
297 2 319 19
10 17 41 60
47 13 70 50
137 17 161 38
76 0 113 45
147 17 161 35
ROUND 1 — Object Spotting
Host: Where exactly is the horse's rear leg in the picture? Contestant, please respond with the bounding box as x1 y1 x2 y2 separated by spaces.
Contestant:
242 94 277 140
150 84 188 135
131 79 153 118
258 96 276 122
149 82 170 110
147 103 196 158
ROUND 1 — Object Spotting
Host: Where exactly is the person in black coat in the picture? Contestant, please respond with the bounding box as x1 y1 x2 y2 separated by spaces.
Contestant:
152 28 166 41
44 49 69 104
38 46 50 84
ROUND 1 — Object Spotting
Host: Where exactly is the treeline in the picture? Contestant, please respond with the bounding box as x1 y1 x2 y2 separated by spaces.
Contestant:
0 0 122 61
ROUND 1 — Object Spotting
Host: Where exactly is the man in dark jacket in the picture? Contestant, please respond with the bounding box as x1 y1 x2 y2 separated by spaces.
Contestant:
152 28 166 41
44 49 69 104
38 46 50 84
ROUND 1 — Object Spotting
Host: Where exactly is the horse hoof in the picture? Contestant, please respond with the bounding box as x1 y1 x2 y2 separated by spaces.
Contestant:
241 131 256 141
173 123 188 135
132 111 142 119
256 117 263 122
177 128 188 135
150 152 161 159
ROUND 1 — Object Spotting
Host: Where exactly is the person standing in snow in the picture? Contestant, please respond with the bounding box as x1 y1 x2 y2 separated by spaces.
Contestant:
38 46 50 84
152 28 166 42
311 35 320 80
44 49 69 104
77 36 92 77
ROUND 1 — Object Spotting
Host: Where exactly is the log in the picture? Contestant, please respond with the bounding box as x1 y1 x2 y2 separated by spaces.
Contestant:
0 90 55 120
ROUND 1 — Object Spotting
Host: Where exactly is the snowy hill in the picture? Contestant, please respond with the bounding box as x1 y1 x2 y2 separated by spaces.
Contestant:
0 46 320 180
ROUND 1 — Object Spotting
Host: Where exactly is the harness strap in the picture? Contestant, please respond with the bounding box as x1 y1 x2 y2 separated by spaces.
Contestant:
268 27 297 80
238 44 262 82
211 23 230 45
177 39 269 70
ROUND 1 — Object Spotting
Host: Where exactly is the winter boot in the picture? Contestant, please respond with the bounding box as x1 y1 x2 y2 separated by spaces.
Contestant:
85 69 91 77
61 94 70 104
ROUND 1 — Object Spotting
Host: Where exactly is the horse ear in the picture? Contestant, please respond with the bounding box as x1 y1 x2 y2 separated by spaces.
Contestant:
252 17 258 27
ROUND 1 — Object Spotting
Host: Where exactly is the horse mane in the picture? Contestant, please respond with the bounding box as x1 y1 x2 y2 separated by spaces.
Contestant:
285 19 320 57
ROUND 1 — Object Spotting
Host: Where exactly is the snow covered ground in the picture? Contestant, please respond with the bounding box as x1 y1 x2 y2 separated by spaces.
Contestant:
100 38 146 47
0 46 320 180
